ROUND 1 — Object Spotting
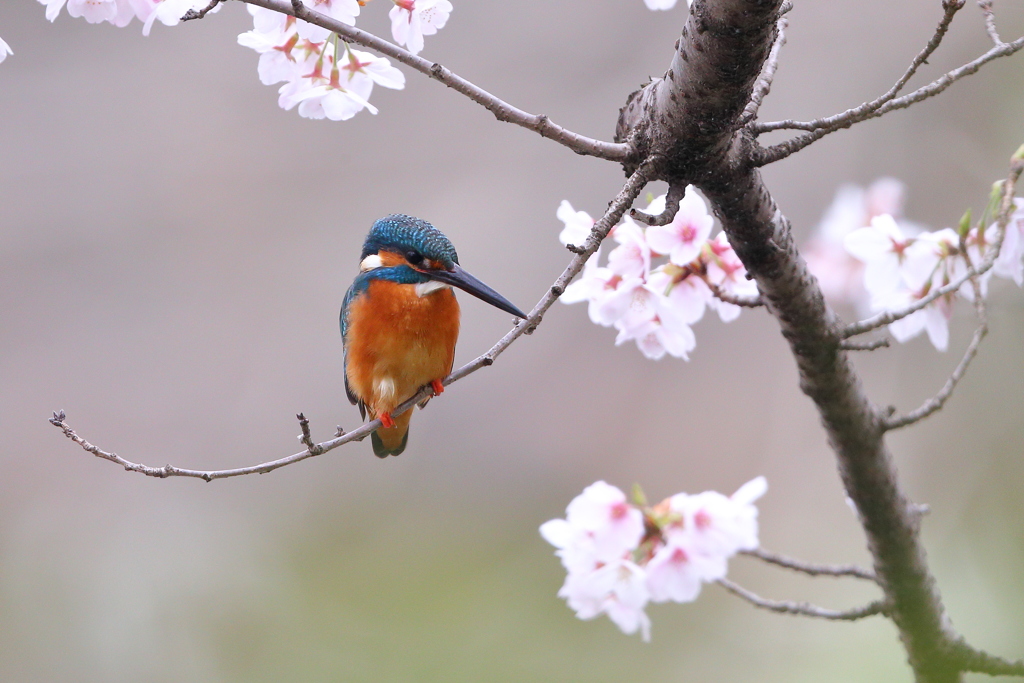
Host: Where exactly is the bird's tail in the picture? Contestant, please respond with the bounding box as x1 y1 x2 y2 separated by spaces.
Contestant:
371 410 412 457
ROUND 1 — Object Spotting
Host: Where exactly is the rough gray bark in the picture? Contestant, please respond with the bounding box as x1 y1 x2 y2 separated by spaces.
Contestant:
615 1 963 680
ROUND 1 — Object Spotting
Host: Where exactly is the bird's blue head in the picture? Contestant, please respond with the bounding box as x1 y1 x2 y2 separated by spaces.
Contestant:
356 214 526 318
361 214 459 269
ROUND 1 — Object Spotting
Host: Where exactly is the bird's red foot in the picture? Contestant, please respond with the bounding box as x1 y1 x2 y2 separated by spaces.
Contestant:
430 380 445 397
379 412 396 429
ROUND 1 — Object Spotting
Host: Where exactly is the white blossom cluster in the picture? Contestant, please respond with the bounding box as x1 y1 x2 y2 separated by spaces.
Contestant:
29 0 453 120
642 0 691 11
540 478 767 641
236 0 451 120
557 188 758 361
806 179 1024 350
238 6 406 121
37 0 219 35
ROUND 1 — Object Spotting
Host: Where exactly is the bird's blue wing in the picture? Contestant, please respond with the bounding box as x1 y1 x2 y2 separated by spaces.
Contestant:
341 273 372 417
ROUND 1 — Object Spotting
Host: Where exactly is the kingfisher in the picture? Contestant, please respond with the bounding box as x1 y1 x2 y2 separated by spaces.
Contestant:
341 214 527 457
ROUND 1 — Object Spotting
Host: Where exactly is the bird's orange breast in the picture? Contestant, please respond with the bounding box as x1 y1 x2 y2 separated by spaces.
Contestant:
345 279 460 417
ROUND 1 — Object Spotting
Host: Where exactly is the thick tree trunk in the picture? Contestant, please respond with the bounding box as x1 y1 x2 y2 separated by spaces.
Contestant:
616 1 959 680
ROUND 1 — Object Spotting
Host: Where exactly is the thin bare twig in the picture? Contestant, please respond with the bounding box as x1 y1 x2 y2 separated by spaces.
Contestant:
630 184 685 226
709 283 764 308
296 412 321 454
235 0 631 162
755 33 1024 165
739 16 788 127
977 0 1003 46
49 163 656 479
181 0 221 21
884 271 989 431
840 338 890 351
755 1 964 135
716 578 889 620
843 155 1022 338
741 548 878 582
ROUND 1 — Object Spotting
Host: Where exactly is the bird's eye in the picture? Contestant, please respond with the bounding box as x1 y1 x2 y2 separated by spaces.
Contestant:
406 250 425 266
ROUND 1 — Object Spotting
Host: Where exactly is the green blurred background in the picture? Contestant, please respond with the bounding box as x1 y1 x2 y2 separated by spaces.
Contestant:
1 1 1022 680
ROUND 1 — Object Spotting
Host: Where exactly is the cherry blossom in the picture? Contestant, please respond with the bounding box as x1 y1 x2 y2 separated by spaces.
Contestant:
993 198 1024 286
880 288 953 351
666 476 766 558
540 481 644 576
704 232 758 322
559 559 652 640
36 0 222 32
0 36 11 64
645 187 714 267
643 0 687 10
39 0 138 26
294 0 360 42
238 6 405 122
389 0 452 55
280 44 403 122
556 193 754 359
238 15 317 86
645 539 726 603
844 216 956 350
541 477 767 641
143 0 219 35
805 178 922 312
556 200 594 248
562 255 631 331
606 218 652 280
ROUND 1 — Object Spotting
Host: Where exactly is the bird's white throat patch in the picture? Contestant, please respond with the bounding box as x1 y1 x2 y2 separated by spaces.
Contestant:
359 254 383 271
415 280 451 297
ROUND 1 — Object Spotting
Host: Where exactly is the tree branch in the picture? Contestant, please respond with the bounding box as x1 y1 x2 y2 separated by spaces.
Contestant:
840 338 890 351
883 300 987 431
612 0 991 674
755 28 1024 165
49 163 655 479
977 0 1003 46
235 0 632 162
716 577 889 620
950 638 1024 677
738 14 788 127
742 547 878 582
630 183 685 226
709 283 764 308
182 0 222 21
755 0 965 135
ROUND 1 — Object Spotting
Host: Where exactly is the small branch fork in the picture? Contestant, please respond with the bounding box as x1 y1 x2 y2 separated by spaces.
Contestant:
752 2 1024 165
49 164 656 480
721 548 882 619
716 578 889 621
231 0 632 162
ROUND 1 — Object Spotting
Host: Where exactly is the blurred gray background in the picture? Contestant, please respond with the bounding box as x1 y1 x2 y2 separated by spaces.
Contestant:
2 1 1023 681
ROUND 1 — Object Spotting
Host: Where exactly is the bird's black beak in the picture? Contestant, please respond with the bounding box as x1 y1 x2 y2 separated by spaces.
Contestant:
428 263 527 318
